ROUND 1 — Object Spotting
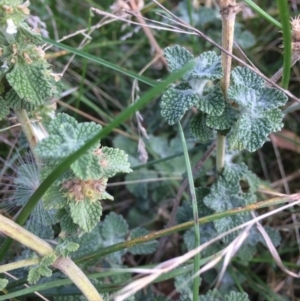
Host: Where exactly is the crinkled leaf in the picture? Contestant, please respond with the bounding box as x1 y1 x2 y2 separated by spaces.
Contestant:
55 240 80 257
40 254 57 266
5 89 38 111
96 147 132 178
35 113 101 159
225 291 250 301
57 208 80 236
69 200 102 232
227 68 288 152
164 45 194 73
6 62 53 105
231 66 264 89
228 112 274 152
128 228 158 254
101 212 128 240
43 183 68 209
70 153 94 180
223 163 260 193
190 112 215 142
196 84 225 116
0 96 9 120
187 51 223 81
161 82 200 125
38 265 52 277
28 266 41 284
199 289 222 301
259 226 281 247
206 104 238 130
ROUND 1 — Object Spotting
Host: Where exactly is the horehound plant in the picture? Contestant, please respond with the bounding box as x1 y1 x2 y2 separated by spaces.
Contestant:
157 1 300 300
0 1 134 300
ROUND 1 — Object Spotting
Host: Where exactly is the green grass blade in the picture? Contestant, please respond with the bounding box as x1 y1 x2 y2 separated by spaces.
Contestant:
43 38 156 87
275 0 292 89
178 122 200 301
242 0 282 29
0 62 193 262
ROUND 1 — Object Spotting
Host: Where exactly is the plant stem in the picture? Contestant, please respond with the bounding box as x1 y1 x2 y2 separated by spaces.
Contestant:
0 259 40 273
0 214 103 301
14 109 39 162
178 122 200 301
216 0 241 173
76 193 299 264
275 0 291 89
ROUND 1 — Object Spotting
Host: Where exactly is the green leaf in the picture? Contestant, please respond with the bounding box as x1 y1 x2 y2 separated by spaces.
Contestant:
35 113 101 160
95 147 132 178
196 84 225 116
0 279 8 290
187 51 223 81
69 200 102 232
161 82 200 125
55 240 80 257
6 62 53 105
227 67 288 152
231 66 264 89
40 254 57 266
164 45 194 73
190 113 215 142
5 89 37 111
128 228 158 254
206 104 238 130
57 208 80 235
225 291 250 301
101 212 128 240
43 183 68 209
28 266 41 284
38 265 52 277
0 96 9 120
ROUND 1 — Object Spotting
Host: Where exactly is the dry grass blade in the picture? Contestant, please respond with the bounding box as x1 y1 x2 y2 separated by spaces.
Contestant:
114 194 300 301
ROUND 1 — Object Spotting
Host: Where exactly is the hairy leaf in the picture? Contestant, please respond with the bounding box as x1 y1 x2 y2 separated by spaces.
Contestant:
6 62 53 105
164 45 194 73
161 82 200 124
69 200 102 232
0 96 9 120
190 113 215 142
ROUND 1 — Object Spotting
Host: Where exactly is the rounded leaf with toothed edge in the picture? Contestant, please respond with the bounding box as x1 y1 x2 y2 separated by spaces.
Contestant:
69 200 102 233
196 84 225 116
161 82 200 124
231 66 264 89
164 45 194 73
6 62 53 105
186 51 223 81
190 112 215 142
206 104 238 130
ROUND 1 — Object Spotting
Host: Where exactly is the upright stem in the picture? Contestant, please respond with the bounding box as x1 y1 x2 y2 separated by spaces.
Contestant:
0 214 103 301
216 0 241 173
14 109 39 163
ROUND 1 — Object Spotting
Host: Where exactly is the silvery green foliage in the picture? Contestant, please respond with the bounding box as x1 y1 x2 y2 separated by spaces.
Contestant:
161 46 287 150
161 45 223 125
35 113 132 234
70 213 158 265
203 163 259 242
199 289 250 301
226 67 288 151
174 271 196 301
0 4 58 119
28 254 57 284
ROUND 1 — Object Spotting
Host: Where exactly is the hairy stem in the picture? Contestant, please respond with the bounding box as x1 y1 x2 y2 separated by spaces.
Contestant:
179 123 200 301
0 215 103 301
216 0 241 172
0 258 40 273
76 193 299 265
14 109 39 162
